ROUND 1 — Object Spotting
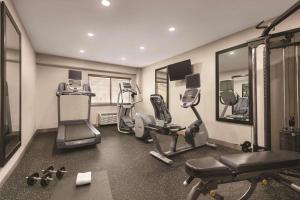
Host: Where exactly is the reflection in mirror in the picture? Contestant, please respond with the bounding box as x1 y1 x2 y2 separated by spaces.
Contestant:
217 44 251 124
4 10 21 160
155 67 169 108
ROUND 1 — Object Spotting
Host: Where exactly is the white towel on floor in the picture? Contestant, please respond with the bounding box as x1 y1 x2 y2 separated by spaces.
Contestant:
76 171 92 186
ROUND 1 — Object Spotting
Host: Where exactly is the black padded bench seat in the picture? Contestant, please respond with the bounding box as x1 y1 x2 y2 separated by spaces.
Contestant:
186 151 300 178
186 157 231 178
220 151 300 173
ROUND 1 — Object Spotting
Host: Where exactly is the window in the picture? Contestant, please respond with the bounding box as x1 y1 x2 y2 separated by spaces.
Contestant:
89 76 110 104
88 75 131 105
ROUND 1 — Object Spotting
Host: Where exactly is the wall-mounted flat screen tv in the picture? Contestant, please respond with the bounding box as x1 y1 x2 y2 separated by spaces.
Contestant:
68 70 82 80
168 60 192 81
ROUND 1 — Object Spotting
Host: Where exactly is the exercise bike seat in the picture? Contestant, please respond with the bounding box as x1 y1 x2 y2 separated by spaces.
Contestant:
166 124 185 132
146 123 185 135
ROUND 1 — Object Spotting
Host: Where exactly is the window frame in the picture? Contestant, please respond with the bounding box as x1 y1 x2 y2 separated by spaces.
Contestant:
88 74 131 107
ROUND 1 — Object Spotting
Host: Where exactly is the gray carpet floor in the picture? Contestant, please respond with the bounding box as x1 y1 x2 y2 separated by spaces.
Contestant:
0 125 299 200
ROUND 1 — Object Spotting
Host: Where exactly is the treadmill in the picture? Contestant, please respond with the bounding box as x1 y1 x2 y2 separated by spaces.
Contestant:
56 70 101 150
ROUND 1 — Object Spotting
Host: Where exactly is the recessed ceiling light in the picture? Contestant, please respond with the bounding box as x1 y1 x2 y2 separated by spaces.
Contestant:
139 46 145 50
229 51 235 55
101 0 111 7
121 57 127 61
79 50 85 53
88 33 94 37
169 27 176 32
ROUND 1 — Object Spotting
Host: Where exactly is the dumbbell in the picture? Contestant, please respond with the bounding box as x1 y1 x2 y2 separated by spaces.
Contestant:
26 172 53 187
42 166 67 179
240 141 252 152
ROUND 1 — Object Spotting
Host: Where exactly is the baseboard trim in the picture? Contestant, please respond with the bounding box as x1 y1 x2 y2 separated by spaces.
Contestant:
0 130 38 188
209 138 241 151
36 128 58 134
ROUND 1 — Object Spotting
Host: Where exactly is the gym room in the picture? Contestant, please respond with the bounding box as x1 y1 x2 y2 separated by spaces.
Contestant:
1 0 300 199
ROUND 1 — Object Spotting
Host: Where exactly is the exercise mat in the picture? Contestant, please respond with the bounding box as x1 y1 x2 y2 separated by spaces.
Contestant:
50 170 113 200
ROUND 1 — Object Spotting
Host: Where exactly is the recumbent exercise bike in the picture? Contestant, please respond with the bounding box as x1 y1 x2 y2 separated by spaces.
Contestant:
146 73 216 165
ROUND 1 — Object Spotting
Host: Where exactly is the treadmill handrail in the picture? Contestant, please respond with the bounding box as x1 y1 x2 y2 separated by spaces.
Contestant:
56 91 96 97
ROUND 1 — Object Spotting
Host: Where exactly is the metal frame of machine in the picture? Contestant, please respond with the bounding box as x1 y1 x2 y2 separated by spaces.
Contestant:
248 0 300 152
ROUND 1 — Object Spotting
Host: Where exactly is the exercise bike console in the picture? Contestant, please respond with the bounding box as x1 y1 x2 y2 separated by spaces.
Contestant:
180 88 200 108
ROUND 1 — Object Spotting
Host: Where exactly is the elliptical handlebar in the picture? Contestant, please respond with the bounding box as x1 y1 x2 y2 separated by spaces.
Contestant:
117 82 142 106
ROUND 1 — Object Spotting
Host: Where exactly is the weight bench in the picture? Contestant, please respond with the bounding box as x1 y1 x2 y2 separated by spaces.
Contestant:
184 151 300 200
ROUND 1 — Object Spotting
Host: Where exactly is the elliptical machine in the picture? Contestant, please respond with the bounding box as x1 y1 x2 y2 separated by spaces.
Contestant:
147 73 216 165
117 82 154 143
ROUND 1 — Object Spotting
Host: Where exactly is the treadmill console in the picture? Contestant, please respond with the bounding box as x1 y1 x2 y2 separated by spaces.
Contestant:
68 70 83 91
180 88 200 108
68 79 82 91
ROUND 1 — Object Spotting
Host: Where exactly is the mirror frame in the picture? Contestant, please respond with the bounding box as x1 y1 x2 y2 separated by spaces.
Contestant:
215 43 253 125
0 2 22 166
155 66 169 108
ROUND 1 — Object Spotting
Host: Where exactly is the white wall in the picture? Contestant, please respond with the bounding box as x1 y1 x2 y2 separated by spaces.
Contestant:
0 0 37 185
140 12 300 146
36 54 139 129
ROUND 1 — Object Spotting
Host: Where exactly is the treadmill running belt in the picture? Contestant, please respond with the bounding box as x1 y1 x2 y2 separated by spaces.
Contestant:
65 123 95 141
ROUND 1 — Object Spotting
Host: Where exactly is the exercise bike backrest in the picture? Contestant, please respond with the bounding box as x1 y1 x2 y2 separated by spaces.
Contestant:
219 91 239 106
219 79 239 106
150 94 172 124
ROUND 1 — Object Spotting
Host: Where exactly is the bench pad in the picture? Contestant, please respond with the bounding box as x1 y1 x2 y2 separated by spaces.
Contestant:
185 157 231 178
220 151 300 173
185 151 300 178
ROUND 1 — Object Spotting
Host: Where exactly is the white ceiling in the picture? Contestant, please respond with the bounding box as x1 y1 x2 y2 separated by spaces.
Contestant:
12 0 298 67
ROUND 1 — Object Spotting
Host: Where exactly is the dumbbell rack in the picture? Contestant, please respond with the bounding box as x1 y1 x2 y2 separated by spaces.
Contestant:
26 166 67 187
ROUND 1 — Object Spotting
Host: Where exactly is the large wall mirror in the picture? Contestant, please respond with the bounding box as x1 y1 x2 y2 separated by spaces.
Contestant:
155 67 169 108
216 43 252 125
0 3 22 166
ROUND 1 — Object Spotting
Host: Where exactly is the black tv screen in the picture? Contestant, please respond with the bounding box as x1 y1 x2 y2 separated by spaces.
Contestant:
68 70 82 80
168 60 192 81
186 73 200 88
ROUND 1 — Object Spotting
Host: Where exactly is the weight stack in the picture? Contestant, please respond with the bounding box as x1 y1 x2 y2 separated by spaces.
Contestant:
280 129 300 152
